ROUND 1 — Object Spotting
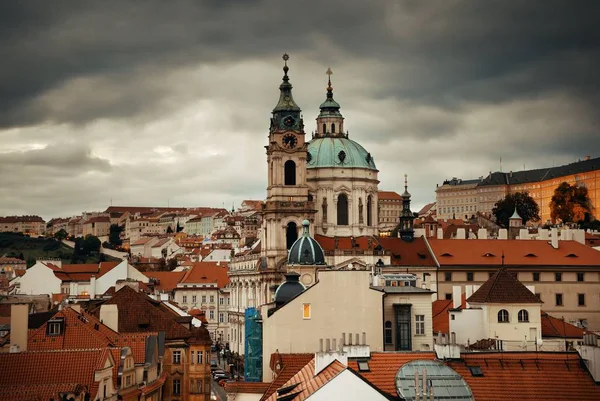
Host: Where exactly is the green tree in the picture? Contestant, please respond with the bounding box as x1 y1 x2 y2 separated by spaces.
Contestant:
54 229 68 241
550 182 593 224
166 225 173 234
492 192 540 228
109 224 123 246
83 234 101 255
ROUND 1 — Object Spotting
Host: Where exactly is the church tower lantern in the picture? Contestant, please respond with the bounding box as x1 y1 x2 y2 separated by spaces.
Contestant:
399 174 415 242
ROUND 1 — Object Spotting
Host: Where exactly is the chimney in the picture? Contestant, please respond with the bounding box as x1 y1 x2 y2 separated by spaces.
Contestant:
519 229 529 240
90 275 96 299
100 304 119 332
538 229 549 240
10 304 29 352
477 228 488 239
437 228 443 239
551 228 559 249
456 228 466 240
498 229 508 240
465 285 473 309
452 286 462 309
572 229 585 244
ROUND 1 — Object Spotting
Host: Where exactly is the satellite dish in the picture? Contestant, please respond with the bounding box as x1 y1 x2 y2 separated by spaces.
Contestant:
537 338 543 347
581 320 589 328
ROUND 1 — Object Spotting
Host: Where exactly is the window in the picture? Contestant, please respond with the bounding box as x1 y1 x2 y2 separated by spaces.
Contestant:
556 293 563 306
468 366 484 377
47 321 62 336
201 295 206 303
444 272 452 282
173 379 181 395
367 195 373 226
578 293 585 306
497 309 509 323
577 272 585 282
357 360 370 372
219 312 224 323
284 160 296 185
337 193 349 225
219 297 224 305
197 350 203 364
125 374 132 387
466 272 474 282
210 295 214 303
173 350 181 364
555 272 562 282
384 321 393 344
286 221 298 250
209 310 215 320
192 295 197 303
182 295 187 303
445 293 452 300
415 315 425 335
518 309 529 322
533 272 540 282
303 303 311 319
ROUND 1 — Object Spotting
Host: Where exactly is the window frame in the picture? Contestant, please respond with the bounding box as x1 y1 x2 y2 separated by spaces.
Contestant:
517 309 529 323
384 321 393 345
555 293 563 306
302 303 311 319
532 272 540 282
497 309 509 323
415 315 425 335
173 379 181 395
172 350 181 364
578 293 585 306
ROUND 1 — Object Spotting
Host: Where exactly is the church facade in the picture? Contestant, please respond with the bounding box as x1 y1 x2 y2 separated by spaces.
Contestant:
227 56 409 355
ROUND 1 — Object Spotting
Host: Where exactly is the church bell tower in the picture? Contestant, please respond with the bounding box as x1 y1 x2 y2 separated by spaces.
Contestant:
262 54 316 269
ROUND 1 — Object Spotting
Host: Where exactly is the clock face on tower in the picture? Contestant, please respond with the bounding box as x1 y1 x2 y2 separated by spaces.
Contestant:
282 115 295 128
282 133 298 149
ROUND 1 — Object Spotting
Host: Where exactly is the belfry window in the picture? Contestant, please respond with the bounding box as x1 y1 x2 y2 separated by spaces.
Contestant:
337 193 349 226
286 222 298 249
284 160 296 185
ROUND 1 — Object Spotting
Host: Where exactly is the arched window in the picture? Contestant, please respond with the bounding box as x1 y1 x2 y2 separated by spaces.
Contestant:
286 222 298 250
331 123 335 133
367 195 373 226
384 321 392 345
337 193 348 226
322 123 326 134
498 309 509 323
518 309 529 322
284 160 296 185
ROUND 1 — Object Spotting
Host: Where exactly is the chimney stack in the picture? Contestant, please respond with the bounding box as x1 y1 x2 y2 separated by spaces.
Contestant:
452 286 462 309
498 229 508 240
100 304 119 332
551 228 559 249
10 304 29 352
437 228 443 239
456 228 466 240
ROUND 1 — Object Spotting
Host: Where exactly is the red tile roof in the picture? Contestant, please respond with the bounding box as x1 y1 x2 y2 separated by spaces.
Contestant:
378 191 402 200
89 286 191 340
314 235 377 251
143 271 186 292
263 359 345 401
467 268 542 304
180 261 229 287
377 237 436 266
428 239 600 266
541 312 585 338
225 381 272 394
0 349 111 401
261 353 314 400
447 352 600 400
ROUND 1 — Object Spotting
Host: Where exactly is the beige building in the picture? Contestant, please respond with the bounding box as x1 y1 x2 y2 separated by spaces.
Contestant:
377 190 402 232
82 215 111 238
261 269 433 381
436 178 480 220
0 215 46 236
429 237 600 331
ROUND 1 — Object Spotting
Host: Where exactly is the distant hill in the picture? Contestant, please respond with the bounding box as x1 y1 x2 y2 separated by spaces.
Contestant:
0 232 119 266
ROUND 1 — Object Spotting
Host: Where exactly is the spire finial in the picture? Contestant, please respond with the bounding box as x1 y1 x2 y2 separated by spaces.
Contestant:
282 53 290 78
404 174 408 191
326 67 333 90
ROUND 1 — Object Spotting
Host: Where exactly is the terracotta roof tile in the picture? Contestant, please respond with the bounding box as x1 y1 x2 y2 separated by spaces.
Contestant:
541 312 585 338
261 353 314 400
377 237 436 266
90 286 191 340
225 381 272 394
378 191 402 200
428 239 600 266
180 261 229 287
0 349 110 401
467 268 542 304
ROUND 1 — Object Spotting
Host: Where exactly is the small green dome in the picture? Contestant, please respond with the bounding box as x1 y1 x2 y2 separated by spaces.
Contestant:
288 221 326 266
307 137 377 170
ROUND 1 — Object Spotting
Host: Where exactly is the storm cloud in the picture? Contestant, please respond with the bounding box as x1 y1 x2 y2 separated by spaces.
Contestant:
1 0 599 219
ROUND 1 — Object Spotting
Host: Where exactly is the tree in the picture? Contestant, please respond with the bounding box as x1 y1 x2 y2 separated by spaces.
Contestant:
54 229 68 241
83 235 101 255
492 192 540 228
166 225 174 234
109 224 123 246
550 182 593 224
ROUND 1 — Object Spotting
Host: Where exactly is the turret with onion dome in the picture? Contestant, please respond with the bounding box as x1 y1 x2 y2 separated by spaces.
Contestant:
287 220 326 266
274 271 306 308
307 68 380 238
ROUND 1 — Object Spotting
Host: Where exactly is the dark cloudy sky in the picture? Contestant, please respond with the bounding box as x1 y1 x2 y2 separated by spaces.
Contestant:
1 0 599 220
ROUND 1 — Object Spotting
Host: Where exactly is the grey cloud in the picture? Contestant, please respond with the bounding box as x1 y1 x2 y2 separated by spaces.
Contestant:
1 144 112 171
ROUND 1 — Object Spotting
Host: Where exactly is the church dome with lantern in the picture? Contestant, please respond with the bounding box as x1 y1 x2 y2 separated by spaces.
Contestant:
287 220 326 265
306 69 380 238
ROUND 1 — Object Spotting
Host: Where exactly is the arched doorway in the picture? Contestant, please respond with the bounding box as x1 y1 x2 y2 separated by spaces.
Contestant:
286 222 298 249
337 193 348 226
284 160 296 185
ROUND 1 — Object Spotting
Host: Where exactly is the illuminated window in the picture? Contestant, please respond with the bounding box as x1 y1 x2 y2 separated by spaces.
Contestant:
303 303 311 319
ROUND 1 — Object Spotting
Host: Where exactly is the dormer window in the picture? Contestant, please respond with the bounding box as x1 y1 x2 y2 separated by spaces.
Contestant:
46 318 64 336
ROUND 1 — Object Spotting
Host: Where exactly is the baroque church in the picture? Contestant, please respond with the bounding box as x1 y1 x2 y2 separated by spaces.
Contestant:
227 55 415 354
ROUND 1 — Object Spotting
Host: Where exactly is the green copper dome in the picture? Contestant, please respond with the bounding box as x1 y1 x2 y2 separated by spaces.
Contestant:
288 220 326 265
307 137 377 170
